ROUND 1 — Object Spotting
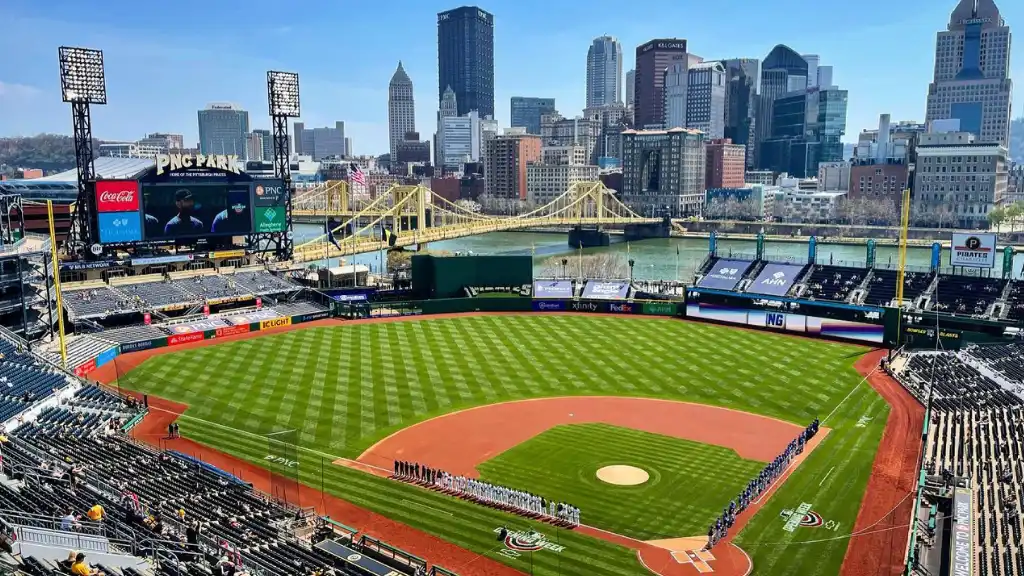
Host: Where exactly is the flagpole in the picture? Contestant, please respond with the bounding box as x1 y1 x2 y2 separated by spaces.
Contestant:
578 241 583 282
675 245 680 283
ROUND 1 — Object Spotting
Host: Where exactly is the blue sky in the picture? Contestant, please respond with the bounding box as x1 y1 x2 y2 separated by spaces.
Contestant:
0 0 1020 156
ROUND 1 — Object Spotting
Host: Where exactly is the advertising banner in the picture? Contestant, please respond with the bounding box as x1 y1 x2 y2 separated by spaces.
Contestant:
94 346 119 368
569 300 609 313
120 338 166 353
203 305 210 317
747 309 788 330
581 280 630 300
74 359 97 377
951 488 973 576
171 319 227 334
95 180 141 212
225 310 278 325
168 332 205 346
532 300 567 312
141 182 253 240
254 205 287 233
697 260 752 291
144 313 151 325
209 249 246 259
253 180 287 207
295 311 330 323
260 316 292 330
533 280 574 299
640 302 678 316
97 211 143 243
608 302 635 314
931 242 941 271
950 233 996 268
805 317 883 344
748 263 804 296
132 255 193 266
685 302 748 324
215 325 250 338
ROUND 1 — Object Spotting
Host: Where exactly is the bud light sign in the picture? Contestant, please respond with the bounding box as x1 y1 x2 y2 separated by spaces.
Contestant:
95 180 140 212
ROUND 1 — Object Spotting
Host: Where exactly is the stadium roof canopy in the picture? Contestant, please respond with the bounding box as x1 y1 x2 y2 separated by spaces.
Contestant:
0 180 79 202
37 157 156 182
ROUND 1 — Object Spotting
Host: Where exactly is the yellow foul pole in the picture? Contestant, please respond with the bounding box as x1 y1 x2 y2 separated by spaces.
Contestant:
46 201 68 369
895 188 911 342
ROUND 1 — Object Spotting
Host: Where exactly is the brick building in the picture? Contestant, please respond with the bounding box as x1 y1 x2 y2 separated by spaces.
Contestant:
705 138 746 189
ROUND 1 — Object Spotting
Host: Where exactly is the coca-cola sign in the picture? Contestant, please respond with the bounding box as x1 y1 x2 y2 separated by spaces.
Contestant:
95 180 140 212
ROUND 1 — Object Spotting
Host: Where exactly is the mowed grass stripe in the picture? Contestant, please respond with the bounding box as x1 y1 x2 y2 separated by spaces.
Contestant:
122 315 888 576
477 423 764 539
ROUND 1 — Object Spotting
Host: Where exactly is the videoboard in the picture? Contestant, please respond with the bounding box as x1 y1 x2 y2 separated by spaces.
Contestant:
92 153 288 247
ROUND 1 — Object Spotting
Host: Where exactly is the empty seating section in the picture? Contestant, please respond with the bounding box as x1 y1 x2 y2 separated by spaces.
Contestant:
95 325 170 344
119 279 198 309
1006 281 1024 322
802 265 865 302
932 275 1005 317
863 269 932 307
57 336 116 370
0 342 71 425
273 302 329 317
228 270 298 295
902 349 1024 576
181 274 249 301
901 353 1022 410
63 286 134 318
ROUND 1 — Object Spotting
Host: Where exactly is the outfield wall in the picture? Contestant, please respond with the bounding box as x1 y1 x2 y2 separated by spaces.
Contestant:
71 309 331 377
686 303 886 344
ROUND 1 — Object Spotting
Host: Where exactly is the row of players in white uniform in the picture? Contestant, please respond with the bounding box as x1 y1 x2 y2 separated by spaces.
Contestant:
394 461 580 526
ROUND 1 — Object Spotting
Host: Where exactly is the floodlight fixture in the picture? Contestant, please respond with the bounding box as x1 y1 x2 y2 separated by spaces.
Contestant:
58 46 107 105
267 71 300 117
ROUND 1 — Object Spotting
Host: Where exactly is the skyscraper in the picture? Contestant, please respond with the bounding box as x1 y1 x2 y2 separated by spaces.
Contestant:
756 45 808 168
686 62 727 140
437 6 495 118
625 69 636 124
510 97 556 135
252 129 274 161
586 36 623 108
389 61 416 161
197 103 249 158
634 39 698 129
926 0 1012 146
759 87 848 178
722 58 759 168
435 86 459 167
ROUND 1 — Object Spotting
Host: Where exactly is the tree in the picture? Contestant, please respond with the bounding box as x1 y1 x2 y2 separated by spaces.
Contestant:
536 252 628 279
386 249 452 270
989 206 1006 230
453 199 481 214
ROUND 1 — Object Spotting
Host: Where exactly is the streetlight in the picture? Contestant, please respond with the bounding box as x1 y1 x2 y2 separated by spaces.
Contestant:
561 258 568 279
628 258 635 283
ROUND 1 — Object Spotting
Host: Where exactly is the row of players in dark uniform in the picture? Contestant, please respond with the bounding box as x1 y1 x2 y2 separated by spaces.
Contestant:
706 418 821 549
393 460 581 527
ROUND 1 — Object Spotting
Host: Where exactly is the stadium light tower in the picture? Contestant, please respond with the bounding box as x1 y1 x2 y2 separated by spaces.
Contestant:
58 46 107 255
264 70 300 260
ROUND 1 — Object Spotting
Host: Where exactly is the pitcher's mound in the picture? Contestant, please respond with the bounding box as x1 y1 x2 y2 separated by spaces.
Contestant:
596 465 650 486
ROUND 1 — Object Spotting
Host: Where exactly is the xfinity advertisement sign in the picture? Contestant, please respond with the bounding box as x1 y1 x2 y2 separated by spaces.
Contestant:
697 259 752 291
748 263 803 296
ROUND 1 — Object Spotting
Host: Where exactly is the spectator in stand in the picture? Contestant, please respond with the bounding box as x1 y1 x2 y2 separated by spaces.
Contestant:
70 552 104 575
61 509 80 531
87 503 105 522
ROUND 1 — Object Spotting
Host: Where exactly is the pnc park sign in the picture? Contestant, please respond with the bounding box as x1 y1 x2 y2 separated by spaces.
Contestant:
155 153 243 176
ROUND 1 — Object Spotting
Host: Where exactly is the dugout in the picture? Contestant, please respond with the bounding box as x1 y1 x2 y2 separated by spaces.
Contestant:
411 254 532 299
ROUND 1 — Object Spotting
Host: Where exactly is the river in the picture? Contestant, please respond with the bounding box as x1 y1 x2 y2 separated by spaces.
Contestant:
293 224 1024 281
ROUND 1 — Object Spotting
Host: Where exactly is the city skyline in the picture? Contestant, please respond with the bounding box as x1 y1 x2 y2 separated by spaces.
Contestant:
0 0 1021 156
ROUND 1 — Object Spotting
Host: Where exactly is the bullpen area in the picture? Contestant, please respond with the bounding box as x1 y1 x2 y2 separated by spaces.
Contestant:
108 314 893 576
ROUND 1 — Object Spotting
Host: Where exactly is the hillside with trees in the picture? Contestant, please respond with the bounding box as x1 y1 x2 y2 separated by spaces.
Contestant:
0 134 101 175
1011 117 1023 164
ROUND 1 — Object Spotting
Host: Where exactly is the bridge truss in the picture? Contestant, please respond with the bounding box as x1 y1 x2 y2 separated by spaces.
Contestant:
290 181 657 262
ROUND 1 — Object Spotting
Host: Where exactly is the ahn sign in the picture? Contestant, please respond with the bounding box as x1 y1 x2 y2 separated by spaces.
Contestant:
95 180 140 212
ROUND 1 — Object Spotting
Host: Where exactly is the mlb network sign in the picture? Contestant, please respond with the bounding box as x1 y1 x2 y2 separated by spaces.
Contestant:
950 233 996 269
95 180 140 212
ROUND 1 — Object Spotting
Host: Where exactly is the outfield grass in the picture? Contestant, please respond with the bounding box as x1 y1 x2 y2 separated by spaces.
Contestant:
119 315 889 576
477 423 764 540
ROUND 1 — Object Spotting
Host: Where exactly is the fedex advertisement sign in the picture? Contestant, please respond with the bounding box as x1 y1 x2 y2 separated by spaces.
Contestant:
95 180 140 212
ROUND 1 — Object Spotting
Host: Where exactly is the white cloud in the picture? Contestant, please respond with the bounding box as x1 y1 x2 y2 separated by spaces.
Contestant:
0 81 41 99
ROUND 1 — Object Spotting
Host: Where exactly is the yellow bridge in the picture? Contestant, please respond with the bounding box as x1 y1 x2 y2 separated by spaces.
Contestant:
290 180 662 262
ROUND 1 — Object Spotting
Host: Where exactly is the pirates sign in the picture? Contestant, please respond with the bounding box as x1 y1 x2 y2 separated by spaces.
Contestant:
781 504 840 532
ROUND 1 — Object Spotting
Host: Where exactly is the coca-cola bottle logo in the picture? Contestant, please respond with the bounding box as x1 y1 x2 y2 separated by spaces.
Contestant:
99 190 135 203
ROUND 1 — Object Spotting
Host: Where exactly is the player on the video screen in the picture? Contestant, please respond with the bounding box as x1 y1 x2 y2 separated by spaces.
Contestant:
163 189 204 235
210 200 249 234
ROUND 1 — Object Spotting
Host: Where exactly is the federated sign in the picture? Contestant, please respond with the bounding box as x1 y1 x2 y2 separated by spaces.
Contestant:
950 233 996 268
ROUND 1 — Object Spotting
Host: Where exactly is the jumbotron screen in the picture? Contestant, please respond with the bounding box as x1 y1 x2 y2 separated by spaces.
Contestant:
141 183 253 240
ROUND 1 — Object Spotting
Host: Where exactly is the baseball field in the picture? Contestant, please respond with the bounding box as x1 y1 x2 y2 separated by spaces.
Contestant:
109 314 896 576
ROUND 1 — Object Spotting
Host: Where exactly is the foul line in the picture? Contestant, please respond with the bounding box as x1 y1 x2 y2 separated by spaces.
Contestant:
822 362 880 425
819 466 836 487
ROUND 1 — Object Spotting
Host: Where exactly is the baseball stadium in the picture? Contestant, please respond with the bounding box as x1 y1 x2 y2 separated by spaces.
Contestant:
0 45 1022 576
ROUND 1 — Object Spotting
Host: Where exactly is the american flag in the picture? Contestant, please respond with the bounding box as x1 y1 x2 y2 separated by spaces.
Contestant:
349 163 367 186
